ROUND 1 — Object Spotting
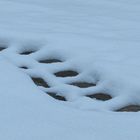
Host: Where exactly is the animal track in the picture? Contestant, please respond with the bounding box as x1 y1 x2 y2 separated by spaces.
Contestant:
86 93 112 101
70 82 96 88
20 66 28 69
1 40 136 113
15 48 113 107
47 92 66 101
31 77 50 88
20 50 36 55
38 58 62 64
116 105 140 112
54 70 79 77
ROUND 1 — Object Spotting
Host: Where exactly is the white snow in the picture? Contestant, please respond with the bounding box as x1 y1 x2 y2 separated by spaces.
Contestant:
0 0 140 139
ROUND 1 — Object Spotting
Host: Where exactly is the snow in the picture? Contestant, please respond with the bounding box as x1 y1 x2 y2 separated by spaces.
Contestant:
0 0 140 139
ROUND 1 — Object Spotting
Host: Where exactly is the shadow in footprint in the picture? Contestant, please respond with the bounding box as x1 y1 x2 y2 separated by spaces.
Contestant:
86 93 112 101
20 50 36 55
0 44 7 51
0 47 6 51
39 58 62 64
31 77 50 88
20 66 28 69
47 92 66 101
116 105 140 112
54 70 79 77
70 82 96 88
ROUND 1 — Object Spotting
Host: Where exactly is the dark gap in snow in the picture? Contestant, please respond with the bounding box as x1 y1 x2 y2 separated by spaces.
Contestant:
47 92 66 101
20 50 36 55
0 44 7 51
0 47 6 51
116 105 140 112
86 93 112 101
20 66 28 69
70 82 96 88
54 70 79 77
31 77 50 88
38 58 62 64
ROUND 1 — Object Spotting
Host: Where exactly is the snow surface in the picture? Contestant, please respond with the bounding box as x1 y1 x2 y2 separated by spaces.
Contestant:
0 0 140 139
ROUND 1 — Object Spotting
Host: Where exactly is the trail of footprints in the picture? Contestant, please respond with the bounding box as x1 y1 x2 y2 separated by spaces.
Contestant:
18 49 113 102
0 43 140 112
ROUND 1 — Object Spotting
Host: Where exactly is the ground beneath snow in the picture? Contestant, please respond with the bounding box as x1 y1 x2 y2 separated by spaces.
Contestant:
0 0 140 140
